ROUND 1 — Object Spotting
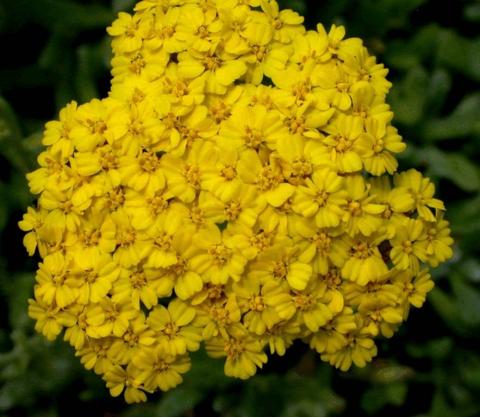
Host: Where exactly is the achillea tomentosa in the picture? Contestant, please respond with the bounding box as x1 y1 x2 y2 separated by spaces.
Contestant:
19 0 453 403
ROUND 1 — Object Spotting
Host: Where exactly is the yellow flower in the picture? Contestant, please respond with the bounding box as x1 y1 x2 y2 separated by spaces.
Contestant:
390 218 427 273
163 63 206 110
86 298 137 338
42 101 77 158
132 347 191 391
277 90 334 132
262 319 300 356
320 315 377 371
192 283 241 339
155 230 205 300
143 6 185 53
70 99 126 152
289 30 328 67
63 305 91 350
312 61 353 111
260 0 305 44
178 50 247 94
292 167 347 228
73 252 120 304
119 148 166 194
111 263 170 309
394 169 445 222
108 12 150 54
21 0 453 402
108 313 156 364
77 338 115 375
219 104 289 152
248 241 313 290
206 324 267 379
308 307 356 354
104 364 147 403
147 299 202 355
169 105 218 156
360 118 405 176
190 226 247 284
144 206 189 268
276 136 316 186
162 140 215 202
176 5 223 52
393 269 434 310
234 276 281 335
369 176 415 225
423 216 454 267
199 186 260 228
291 279 335 332
18 207 47 256
124 187 174 230
26 150 71 196
295 219 349 275
341 233 389 285
34 252 78 308
237 149 295 208
341 175 385 236
358 299 403 338
344 273 401 310
315 114 370 173
110 208 151 267
111 49 170 85
28 298 75 341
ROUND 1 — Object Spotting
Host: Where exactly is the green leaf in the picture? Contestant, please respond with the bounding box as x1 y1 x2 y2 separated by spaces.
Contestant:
430 390 454 417
417 147 480 192
384 24 440 70
449 194 480 236
458 258 480 283
279 0 307 14
389 66 429 126
464 3 480 22
428 288 464 334
425 68 452 115
155 387 203 417
353 0 427 37
280 400 327 417
75 45 101 103
113 0 137 13
0 96 34 174
435 30 480 81
422 94 480 141
3 273 34 330
460 355 480 390
361 382 407 414
407 338 453 361
450 274 480 327
369 363 415 383
7 0 114 33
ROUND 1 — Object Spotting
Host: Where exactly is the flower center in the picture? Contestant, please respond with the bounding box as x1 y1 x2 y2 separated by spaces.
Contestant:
221 165 237 180
312 232 332 254
224 201 242 221
257 166 282 191
208 244 232 267
139 151 161 173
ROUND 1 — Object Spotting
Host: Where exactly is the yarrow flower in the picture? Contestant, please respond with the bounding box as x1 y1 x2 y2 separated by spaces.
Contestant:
19 0 454 403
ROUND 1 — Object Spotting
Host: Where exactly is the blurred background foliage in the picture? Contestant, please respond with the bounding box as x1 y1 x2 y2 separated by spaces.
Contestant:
0 0 479 416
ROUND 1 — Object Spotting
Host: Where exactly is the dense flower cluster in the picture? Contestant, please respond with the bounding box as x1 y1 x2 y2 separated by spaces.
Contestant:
19 0 453 403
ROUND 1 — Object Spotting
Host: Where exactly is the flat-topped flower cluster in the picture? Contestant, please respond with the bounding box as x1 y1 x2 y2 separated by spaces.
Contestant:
19 0 453 403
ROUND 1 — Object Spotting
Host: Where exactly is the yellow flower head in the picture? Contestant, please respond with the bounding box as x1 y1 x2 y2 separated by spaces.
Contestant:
20 0 453 403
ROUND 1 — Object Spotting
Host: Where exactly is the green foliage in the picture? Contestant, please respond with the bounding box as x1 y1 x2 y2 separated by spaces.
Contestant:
0 0 479 416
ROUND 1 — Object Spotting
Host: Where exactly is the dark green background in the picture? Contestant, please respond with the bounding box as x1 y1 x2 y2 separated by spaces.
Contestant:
0 0 479 416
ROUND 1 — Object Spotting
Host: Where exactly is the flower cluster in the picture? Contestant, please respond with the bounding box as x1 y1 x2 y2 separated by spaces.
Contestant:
19 0 453 404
